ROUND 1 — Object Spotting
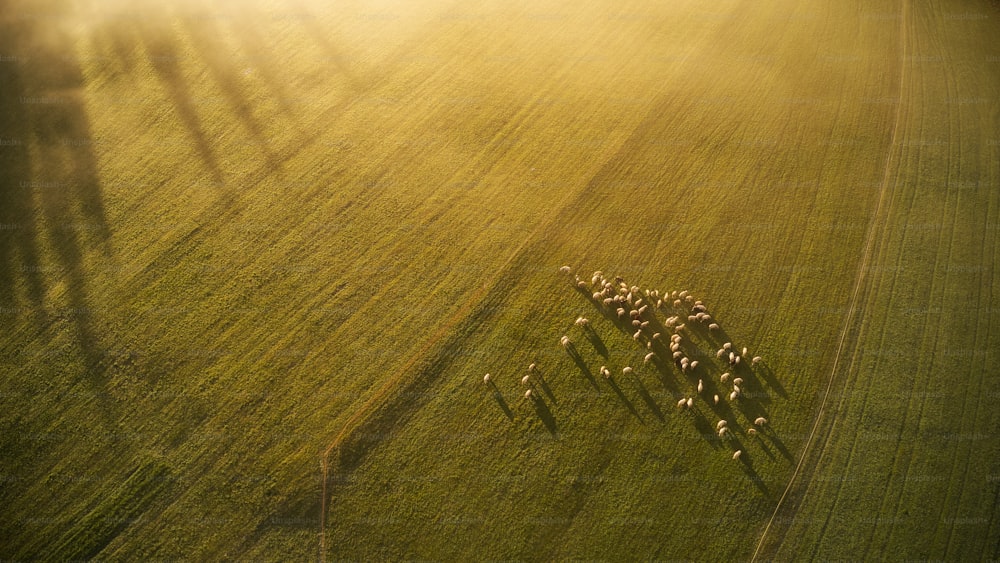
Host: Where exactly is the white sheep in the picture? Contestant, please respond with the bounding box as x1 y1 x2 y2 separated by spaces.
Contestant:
733 385 741 395
592 292 602 301
560 336 571 348
723 342 732 351
670 343 680 352
732 450 742 460
717 349 726 358
733 377 743 387
524 389 533 400
483 373 491 385
528 363 537 373
718 427 729 437
697 379 704 393
652 332 662 340
632 319 642 328
747 428 757 436
522 375 531 386
600 366 611 378
559 265 572 274
577 280 587 289
644 352 656 364
617 308 627 318
716 419 728 430
729 391 739 401
638 305 649 315
742 347 748 356
677 398 687 409
713 394 720 405
734 355 741 365
622 366 634 376
690 360 699 370
720 372 730 383
688 315 698 322
575 317 589 327
686 397 694 408
633 330 643 341
603 298 614 306
630 310 640 320
679 290 689 299
709 323 720 331
672 351 684 360
752 356 762 366
673 299 683 308
754 417 768 426
674 323 686 332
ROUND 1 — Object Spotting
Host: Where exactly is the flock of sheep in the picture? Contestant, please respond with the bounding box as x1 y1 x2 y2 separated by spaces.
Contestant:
485 265 773 464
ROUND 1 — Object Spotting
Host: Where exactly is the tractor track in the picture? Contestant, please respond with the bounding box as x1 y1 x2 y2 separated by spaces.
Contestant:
750 0 910 559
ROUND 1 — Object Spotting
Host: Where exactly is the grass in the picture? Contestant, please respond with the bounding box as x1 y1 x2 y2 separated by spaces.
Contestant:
0 0 997 559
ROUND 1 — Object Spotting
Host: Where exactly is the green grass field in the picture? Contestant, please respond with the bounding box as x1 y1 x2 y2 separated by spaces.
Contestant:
1 0 998 560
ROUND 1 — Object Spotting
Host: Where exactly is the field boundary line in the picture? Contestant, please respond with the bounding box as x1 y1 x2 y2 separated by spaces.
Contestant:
749 0 910 560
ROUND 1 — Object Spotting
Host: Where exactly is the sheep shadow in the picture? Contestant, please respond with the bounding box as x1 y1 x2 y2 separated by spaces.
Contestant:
751 433 777 460
582 325 609 358
755 362 788 399
688 407 720 449
531 366 557 405
530 395 558 437
647 358 680 394
487 381 514 421
565 344 599 391
761 427 794 463
627 375 664 422
606 377 643 422
732 397 771 429
730 440 770 497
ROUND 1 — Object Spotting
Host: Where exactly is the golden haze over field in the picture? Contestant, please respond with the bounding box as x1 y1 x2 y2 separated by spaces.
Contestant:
1 0 998 559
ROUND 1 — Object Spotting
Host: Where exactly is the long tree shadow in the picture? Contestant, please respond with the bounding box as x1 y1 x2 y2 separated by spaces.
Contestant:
1 0 111 373
228 7 305 124
179 14 282 171
137 17 225 185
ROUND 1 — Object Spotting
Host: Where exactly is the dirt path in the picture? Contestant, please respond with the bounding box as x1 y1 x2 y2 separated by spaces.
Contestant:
749 1 910 560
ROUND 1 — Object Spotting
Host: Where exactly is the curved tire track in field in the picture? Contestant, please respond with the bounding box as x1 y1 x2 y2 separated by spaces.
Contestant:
750 1 910 560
